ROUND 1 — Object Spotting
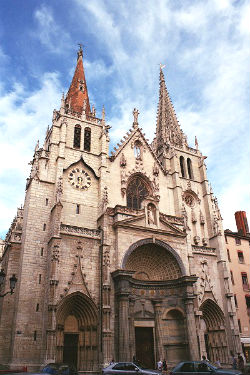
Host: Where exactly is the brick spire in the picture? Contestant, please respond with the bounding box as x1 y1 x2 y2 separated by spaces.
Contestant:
65 45 91 115
155 66 187 152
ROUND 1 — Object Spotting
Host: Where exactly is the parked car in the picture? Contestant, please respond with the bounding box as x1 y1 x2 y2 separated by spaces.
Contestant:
169 361 243 375
102 362 160 375
41 363 78 375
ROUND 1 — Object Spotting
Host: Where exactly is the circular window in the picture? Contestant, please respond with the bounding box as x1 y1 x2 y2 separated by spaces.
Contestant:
184 193 195 207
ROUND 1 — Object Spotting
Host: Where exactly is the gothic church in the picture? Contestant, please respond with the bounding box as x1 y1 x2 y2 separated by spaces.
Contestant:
0 47 241 372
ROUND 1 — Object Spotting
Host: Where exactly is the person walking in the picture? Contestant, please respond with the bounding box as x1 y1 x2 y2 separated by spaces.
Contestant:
157 359 163 372
162 359 167 372
237 354 244 372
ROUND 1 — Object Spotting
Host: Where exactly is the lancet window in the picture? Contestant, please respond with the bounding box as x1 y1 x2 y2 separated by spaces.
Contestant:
73 125 81 149
127 175 149 209
187 158 193 179
84 127 91 152
180 156 186 178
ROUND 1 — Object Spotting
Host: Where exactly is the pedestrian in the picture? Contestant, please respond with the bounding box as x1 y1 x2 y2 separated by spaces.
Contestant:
214 357 221 368
202 355 209 362
157 359 163 371
237 354 244 372
162 359 167 372
110 358 115 365
231 351 237 369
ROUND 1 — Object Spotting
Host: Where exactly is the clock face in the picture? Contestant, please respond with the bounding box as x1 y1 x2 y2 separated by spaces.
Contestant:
68 168 91 190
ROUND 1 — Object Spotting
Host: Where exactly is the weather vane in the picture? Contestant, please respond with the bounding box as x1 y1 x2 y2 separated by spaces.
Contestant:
160 63 166 70
78 43 84 51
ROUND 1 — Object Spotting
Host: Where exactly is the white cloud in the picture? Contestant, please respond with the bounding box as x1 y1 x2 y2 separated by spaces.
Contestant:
0 0 249 235
33 5 71 53
73 0 249 229
0 72 63 236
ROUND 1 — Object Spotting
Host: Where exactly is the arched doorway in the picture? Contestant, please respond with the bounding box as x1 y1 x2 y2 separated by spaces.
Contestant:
56 292 98 371
200 299 229 363
113 239 196 366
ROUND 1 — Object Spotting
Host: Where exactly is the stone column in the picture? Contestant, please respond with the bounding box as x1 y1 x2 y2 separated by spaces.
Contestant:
153 299 164 362
112 270 134 362
129 297 136 360
185 297 199 360
118 294 130 361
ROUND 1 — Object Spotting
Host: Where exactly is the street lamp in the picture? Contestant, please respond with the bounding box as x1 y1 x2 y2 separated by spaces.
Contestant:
0 269 18 298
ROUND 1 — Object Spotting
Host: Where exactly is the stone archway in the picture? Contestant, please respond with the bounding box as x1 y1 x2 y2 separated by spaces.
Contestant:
122 238 186 276
112 239 198 365
200 299 229 363
56 292 98 371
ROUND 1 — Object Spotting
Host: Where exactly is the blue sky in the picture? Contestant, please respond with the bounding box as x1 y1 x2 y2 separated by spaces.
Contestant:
0 0 249 237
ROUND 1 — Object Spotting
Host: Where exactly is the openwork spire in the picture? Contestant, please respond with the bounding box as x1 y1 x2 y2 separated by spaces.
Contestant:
65 45 91 115
155 67 187 152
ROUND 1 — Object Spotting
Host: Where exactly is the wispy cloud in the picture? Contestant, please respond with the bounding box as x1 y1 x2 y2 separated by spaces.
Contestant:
0 72 63 236
0 0 249 236
33 5 71 53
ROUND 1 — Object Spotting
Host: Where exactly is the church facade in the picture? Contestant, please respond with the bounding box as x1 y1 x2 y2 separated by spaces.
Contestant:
0 47 241 372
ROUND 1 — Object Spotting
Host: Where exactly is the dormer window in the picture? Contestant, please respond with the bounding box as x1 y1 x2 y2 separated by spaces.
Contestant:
73 125 81 149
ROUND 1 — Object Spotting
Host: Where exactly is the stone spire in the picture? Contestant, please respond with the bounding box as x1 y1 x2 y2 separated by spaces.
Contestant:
155 66 187 154
65 45 91 115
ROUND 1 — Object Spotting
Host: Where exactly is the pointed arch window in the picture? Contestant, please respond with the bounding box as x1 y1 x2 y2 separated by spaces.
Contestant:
180 156 186 178
127 175 149 209
187 158 193 179
73 125 81 149
84 127 91 152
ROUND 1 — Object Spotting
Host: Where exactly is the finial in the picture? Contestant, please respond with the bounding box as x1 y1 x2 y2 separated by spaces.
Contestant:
132 108 139 127
195 136 199 149
102 105 105 122
160 63 166 70
77 43 84 60
60 92 65 108
34 140 39 153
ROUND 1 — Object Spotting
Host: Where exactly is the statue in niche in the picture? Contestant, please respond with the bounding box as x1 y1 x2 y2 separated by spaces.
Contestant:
134 141 142 159
147 204 156 225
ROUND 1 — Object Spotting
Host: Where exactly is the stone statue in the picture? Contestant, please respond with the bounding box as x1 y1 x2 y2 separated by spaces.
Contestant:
148 205 155 225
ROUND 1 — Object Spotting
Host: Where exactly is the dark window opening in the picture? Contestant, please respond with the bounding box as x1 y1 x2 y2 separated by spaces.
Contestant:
242 272 248 285
235 237 241 245
34 330 37 341
180 156 186 177
84 127 91 151
187 158 193 179
245 295 250 309
41 248 44 256
238 319 242 333
73 125 81 149
127 176 149 210
43 223 46 231
39 274 42 284
36 303 39 312
238 251 244 263
76 204 80 214
45 198 48 206
234 294 238 308
230 270 235 285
